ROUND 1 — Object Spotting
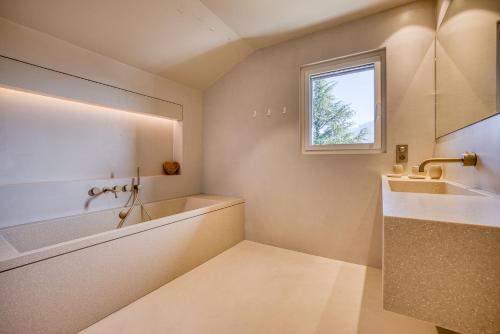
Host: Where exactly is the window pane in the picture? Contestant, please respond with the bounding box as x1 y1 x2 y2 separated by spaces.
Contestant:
310 64 375 145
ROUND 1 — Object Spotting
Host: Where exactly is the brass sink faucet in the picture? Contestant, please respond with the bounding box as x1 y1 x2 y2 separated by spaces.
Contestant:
418 152 477 173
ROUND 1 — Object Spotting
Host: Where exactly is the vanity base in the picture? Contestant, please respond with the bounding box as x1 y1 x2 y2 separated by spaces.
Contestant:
383 216 500 334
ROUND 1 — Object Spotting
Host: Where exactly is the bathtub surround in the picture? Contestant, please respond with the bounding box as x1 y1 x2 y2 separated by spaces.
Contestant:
0 18 203 228
0 195 243 270
202 1 436 267
0 196 244 334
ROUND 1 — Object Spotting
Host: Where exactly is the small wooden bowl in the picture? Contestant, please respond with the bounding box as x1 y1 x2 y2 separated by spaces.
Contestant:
163 161 180 175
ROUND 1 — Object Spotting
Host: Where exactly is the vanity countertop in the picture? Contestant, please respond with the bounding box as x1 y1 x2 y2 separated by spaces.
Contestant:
381 175 500 228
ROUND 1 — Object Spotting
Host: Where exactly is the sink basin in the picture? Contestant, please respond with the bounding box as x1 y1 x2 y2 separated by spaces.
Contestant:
388 179 483 196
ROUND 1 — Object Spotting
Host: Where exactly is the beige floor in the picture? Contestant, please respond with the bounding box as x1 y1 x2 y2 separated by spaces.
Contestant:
81 241 437 334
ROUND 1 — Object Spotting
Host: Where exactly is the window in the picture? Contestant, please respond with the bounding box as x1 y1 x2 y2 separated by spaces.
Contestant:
300 48 386 154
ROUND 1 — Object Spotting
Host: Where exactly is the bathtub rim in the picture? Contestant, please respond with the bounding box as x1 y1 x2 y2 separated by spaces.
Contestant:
0 194 244 273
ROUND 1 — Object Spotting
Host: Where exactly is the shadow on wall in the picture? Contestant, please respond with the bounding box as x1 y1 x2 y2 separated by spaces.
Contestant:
161 1 435 90
435 113 500 194
239 0 424 50
351 182 384 267
311 264 437 333
202 0 437 267
160 39 254 90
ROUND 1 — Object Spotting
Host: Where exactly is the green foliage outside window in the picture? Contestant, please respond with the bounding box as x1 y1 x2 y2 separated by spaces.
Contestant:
311 78 367 145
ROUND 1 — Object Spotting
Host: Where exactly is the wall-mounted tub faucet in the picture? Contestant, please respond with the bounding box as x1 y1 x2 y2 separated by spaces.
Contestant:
418 152 477 173
104 186 121 198
88 168 152 228
117 168 152 228
89 185 126 198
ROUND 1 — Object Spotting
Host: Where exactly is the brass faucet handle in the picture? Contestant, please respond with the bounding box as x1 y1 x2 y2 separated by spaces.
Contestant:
112 185 124 192
123 184 134 192
89 187 102 196
461 152 477 166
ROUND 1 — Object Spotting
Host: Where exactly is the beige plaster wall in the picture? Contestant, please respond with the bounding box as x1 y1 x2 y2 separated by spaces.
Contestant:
0 18 203 227
202 1 436 267
0 88 176 184
435 114 500 194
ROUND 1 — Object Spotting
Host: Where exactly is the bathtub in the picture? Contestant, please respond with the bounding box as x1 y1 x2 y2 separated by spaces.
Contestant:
0 195 244 334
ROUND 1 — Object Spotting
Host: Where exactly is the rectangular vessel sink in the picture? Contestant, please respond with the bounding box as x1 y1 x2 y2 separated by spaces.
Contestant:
388 179 483 196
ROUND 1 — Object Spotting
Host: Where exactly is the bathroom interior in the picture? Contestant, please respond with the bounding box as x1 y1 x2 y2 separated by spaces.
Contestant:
0 0 499 333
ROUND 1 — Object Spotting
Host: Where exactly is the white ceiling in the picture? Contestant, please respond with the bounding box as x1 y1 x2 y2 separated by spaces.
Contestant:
0 0 414 89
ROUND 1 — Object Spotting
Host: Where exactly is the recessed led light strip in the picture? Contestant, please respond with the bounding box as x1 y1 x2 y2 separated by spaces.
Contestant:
0 54 183 121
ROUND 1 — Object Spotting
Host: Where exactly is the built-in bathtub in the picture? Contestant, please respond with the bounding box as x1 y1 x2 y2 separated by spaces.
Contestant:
0 194 244 334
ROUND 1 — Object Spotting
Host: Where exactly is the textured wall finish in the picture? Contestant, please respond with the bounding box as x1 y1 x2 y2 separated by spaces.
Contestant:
435 114 500 194
0 88 175 184
0 18 203 227
202 1 436 267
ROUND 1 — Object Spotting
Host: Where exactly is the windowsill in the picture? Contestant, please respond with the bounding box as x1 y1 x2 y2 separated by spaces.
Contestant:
301 149 386 155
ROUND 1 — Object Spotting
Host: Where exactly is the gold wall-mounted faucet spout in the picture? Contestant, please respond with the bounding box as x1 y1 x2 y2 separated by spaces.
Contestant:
418 152 477 172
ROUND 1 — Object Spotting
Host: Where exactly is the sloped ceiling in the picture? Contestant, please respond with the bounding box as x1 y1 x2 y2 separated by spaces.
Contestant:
0 0 414 89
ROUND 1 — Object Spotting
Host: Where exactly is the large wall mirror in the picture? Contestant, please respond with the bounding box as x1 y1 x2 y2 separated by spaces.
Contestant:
435 0 500 138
